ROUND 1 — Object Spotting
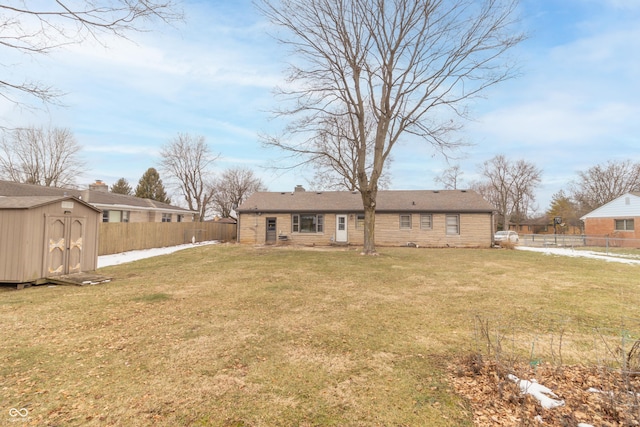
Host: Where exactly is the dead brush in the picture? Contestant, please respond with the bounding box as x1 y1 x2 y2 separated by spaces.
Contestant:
627 339 640 375
497 240 517 250
593 328 640 424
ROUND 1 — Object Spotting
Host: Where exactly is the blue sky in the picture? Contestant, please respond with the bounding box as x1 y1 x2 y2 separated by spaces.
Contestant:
1 0 639 213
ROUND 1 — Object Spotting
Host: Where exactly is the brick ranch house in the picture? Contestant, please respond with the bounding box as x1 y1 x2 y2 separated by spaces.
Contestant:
581 192 640 241
236 186 495 247
0 179 195 223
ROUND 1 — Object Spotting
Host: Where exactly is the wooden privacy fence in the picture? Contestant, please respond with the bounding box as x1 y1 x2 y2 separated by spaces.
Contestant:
98 222 237 255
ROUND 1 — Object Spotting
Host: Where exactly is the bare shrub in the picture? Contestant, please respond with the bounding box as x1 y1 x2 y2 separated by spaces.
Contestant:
497 240 517 250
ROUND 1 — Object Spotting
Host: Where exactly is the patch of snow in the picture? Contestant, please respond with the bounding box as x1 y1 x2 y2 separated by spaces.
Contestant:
97 241 219 268
507 374 565 409
516 246 640 265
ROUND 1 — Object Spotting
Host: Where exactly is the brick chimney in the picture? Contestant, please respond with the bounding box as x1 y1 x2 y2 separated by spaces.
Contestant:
294 185 306 192
89 179 109 193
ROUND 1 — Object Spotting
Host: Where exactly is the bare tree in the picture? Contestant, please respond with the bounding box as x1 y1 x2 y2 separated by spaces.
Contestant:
0 125 85 186
434 165 464 190
474 155 541 230
210 167 267 219
160 133 220 221
509 158 541 226
570 160 640 215
258 0 524 254
0 1 182 105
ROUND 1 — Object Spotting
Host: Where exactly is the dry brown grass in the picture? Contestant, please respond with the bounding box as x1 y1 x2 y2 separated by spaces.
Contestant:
0 244 638 426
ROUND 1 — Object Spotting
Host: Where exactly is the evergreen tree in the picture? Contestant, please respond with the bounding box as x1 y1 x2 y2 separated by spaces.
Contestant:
546 190 581 233
135 168 171 204
110 178 133 195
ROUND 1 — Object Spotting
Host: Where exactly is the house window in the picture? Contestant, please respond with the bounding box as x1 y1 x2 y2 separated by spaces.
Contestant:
446 214 459 235
615 219 634 231
102 210 130 223
177 214 183 222
292 214 324 233
420 214 432 229
162 213 172 223
399 214 412 229
355 214 365 229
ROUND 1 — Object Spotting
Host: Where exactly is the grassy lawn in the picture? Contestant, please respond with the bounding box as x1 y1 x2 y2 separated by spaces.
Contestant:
1 245 638 426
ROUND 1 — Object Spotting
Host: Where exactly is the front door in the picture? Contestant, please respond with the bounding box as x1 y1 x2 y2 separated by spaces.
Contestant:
46 216 85 277
265 217 277 243
336 215 348 243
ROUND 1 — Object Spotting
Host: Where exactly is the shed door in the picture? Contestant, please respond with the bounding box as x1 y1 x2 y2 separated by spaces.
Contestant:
46 216 85 276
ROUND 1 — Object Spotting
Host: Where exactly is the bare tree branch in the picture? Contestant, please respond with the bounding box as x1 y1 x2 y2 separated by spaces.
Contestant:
0 0 183 106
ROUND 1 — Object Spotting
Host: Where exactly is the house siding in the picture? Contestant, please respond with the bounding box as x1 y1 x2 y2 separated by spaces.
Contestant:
238 211 493 248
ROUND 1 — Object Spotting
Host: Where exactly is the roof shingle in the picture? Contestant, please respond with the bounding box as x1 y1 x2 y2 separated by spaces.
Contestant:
238 189 494 213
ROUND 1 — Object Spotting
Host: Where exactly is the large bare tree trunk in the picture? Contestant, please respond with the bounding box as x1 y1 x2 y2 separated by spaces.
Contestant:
363 205 377 255
360 188 378 255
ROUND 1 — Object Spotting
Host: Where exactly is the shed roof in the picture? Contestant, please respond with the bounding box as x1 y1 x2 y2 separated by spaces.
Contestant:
0 180 194 214
238 189 494 213
0 195 101 212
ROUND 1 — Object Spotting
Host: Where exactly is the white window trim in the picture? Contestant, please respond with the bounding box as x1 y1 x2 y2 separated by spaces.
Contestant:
292 214 324 233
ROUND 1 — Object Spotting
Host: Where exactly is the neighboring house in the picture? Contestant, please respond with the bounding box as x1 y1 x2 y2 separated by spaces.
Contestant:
0 179 195 223
236 186 495 247
508 216 583 235
580 192 640 239
209 216 238 224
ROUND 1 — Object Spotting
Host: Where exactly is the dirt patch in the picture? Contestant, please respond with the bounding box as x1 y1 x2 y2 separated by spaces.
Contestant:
450 355 640 426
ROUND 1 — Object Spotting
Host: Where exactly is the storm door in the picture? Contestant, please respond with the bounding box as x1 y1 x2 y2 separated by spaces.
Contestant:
265 217 277 243
336 215 348 243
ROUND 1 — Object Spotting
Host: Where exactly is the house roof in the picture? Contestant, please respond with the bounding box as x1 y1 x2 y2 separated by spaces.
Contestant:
580 192 640 220
0 195 101 212
0 180 194 214
238 189 494 213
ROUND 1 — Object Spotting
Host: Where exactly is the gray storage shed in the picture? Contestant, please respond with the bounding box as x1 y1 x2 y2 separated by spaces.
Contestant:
0 196 101 284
